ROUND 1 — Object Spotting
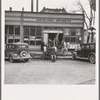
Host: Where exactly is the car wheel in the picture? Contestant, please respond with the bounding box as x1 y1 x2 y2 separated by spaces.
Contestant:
72 53 76 60
9 55 14 63
89 54 95 64
24 59 29 62
20 50 27 58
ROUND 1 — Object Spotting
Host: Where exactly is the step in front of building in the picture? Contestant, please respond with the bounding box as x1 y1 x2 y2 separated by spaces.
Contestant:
29 51 72 59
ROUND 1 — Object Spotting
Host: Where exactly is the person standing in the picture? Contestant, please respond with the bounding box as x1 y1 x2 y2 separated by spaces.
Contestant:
62 41 68 55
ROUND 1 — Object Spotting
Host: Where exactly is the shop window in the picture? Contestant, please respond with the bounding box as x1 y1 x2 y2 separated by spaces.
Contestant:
24 39 29 44
30 41 35 45
71 37 76 43
71 29 75 36
24 35 29 38
64 28 71 36
5 36 7 44
15 39 20 43
65 37 70 42
15 26 20 35
30 27 35 36
8 39 13 43
36 28 41 37
24 36 29 44
24 27 29 35
9 26 14 35
76 29 81 36
5 26 7 35
36 41 41 45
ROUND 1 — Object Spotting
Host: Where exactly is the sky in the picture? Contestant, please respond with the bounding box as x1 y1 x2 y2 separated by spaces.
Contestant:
4 0 96 28
4 0 89 13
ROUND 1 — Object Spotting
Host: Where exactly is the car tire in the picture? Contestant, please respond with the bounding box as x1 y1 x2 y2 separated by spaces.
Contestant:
72 53 76 60
20 50 27 58
89 54 95 64
9 55 14 63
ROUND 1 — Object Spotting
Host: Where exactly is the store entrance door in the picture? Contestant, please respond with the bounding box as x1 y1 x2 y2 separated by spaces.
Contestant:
48 33 57 41
58 34 63 44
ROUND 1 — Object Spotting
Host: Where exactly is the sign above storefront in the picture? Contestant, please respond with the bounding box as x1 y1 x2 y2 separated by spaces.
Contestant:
37 18 71 23
24 18 71 23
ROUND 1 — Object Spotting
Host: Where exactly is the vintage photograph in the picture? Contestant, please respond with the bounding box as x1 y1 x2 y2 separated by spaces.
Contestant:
4 0 96 84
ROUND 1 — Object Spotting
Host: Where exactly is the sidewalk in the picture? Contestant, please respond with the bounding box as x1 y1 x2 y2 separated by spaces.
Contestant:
29 50 72 59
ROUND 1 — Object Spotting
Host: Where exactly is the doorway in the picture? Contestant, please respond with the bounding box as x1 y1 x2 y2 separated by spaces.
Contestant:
48 33 57 41
58 34 63 44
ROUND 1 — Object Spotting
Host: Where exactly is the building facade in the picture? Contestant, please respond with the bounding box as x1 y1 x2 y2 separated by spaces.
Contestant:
5 8 84 50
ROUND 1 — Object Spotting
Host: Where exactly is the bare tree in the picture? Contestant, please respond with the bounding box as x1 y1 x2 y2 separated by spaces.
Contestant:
73 0 96 43
72 0 96 29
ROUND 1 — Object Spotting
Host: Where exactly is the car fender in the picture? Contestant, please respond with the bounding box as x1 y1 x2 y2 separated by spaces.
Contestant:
9 52 14 58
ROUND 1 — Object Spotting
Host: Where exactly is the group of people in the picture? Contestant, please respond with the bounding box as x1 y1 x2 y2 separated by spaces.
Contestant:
41 39 68 55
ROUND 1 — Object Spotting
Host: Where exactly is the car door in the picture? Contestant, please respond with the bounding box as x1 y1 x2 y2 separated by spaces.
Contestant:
77 44 85 57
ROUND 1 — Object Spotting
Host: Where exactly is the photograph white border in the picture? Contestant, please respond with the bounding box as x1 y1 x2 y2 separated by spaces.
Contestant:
1 0 99 100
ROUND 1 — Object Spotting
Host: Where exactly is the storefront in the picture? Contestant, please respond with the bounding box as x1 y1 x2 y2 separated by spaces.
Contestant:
5 8 84 50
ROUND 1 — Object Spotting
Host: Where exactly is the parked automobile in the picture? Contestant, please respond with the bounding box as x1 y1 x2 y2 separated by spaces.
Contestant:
5 42 31 62
71 43 95 64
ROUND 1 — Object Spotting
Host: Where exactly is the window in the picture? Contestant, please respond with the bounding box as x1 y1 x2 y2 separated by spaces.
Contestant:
24 26 42 45
15 26 20 35
71 37 76 42
36 28 41 37
24 27 29 35
5 26 20 44
8 39 13 43
5 26 7 34
15 39 20 43
65 37 70 42
9 26 14 35
71 29 75 36
64 28 82 44
30 27 35 36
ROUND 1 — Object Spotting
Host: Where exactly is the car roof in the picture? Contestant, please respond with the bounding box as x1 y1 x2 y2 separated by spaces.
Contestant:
81 43 95 45
6 42 28 45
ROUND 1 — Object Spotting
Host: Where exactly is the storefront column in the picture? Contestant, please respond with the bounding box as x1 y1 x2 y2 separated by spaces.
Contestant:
20 25 24 42
20 12 24 43
63 27 65 42
41 26 44 42
7 26 9 44
81 28 84 43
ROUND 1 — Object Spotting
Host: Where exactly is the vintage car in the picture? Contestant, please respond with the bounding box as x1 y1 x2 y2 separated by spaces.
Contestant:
5 42 31 62
71 43 95 64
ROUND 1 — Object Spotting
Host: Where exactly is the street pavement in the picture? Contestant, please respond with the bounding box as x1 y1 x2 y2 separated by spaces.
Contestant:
5 57 95 84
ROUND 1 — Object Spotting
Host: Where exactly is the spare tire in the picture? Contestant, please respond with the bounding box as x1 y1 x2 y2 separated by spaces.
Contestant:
20 50 28 58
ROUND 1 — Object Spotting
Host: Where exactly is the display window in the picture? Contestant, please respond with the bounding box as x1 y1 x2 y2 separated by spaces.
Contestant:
24 26 42 45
